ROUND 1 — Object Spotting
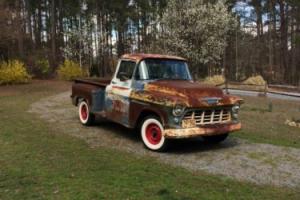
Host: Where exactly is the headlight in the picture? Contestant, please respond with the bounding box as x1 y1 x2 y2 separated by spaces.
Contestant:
231 105 240 119
172 104 185 116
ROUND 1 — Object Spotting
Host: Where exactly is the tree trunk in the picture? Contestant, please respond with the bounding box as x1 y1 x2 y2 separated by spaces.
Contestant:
25 0 33 46
50 0 56 68
279 0 288 83
295 4 300 85
58 0 64 61
36 3 42 46
290 5 297 84
16 0 24 59
268 0 274 82
254 0 263 74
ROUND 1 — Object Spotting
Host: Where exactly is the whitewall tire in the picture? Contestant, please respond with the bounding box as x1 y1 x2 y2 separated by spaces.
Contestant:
140 116 168 151
78 100 94 126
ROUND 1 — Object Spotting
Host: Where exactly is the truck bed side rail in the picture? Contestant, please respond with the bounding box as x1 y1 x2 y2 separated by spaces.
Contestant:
74 78 111 88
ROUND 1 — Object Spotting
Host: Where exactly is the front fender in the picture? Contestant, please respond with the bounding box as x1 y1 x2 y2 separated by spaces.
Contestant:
129 99 171 128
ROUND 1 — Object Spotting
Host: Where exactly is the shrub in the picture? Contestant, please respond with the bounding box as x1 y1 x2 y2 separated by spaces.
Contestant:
203 75 225 86
0 60 31 85
243 75 266 85
34 59 50 78
57 60 85 80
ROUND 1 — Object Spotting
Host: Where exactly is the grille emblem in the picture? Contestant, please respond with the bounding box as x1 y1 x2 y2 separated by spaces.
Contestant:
202 97 221 105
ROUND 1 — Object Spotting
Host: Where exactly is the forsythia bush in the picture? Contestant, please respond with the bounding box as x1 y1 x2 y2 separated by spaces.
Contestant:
243 75 266 85
57 60 84 80
203 75 225 85
0 60 31 85
35 59 50 78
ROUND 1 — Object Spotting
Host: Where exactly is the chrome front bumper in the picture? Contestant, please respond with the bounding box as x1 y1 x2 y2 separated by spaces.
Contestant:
163 122 241 139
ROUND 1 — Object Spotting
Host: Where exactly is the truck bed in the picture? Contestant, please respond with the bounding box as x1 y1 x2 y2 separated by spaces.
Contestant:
71 78 111 112
74 78 111 88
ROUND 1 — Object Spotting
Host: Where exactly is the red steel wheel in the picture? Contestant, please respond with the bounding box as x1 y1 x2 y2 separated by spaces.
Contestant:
145 123 162 145
80 104 88 120
78 100 94 126
140 116 167 151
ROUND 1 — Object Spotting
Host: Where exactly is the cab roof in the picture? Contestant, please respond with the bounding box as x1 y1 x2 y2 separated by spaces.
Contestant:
121 53 187 62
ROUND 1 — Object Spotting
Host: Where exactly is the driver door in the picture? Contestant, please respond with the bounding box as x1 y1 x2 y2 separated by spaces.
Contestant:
105 60 136 126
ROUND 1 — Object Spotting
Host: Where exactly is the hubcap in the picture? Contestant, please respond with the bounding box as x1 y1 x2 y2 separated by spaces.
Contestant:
146 123 162 145
81 104 88 120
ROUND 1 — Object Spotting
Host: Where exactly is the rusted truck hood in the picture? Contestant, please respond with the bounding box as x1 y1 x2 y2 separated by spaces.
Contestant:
131 80 243 107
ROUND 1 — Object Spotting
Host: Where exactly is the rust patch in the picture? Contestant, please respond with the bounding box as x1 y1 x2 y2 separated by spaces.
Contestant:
131 81 244 108
221 95 244 105
129 100 169 128
164 123 241 138
130 90 186 107
121 53 186 62
145 83 187 98
112 100 126 113
182 119 196 128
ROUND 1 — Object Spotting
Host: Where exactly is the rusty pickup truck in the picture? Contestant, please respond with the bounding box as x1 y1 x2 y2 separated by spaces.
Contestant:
71 54 243 151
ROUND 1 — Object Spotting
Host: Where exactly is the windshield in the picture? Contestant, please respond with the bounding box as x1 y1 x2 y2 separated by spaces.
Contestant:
135 59 192 80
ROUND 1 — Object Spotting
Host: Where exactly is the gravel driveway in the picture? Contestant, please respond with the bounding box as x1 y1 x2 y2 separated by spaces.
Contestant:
28 92 300 188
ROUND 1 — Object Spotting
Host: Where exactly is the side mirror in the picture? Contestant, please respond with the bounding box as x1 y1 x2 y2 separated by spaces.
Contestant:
119 72 130 82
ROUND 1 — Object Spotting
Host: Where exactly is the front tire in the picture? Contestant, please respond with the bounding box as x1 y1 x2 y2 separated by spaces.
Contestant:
140 116 168 151
202 133 229 144
78 100 95 126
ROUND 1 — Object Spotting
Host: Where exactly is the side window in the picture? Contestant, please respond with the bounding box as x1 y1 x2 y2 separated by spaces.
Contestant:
116 60 136 81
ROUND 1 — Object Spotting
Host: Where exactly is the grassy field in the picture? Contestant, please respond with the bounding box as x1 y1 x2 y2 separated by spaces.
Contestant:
235 96 300 148
0 80 299 199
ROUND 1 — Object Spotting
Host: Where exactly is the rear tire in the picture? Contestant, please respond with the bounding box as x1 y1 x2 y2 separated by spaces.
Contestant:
140 116 168 152
202 133 229 144
78 100 95 126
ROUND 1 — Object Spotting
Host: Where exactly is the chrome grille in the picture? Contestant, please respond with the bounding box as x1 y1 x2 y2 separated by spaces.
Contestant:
183 108 231 125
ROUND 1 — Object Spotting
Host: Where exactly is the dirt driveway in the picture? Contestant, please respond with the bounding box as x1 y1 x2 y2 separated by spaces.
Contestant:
29 92 300 188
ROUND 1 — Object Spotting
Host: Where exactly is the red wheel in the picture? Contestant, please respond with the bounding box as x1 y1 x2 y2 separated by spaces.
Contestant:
78 100 94 126
140 116 167 151
145 123 162 145
80 104 88 120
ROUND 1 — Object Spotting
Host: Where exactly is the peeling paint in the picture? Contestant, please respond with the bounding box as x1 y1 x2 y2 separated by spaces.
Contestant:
71 54 244 137
182 119 196 129
130 80 243 108
164 123 241 138
121 53 186 62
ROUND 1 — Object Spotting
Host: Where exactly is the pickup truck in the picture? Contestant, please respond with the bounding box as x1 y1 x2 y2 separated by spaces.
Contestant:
71 54 243 151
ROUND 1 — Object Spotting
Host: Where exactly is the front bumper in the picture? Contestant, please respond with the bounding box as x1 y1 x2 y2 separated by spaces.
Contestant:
163 122 241 139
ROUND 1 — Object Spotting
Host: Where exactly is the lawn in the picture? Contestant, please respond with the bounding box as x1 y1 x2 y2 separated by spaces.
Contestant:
0 80 299 199
235 95 300 148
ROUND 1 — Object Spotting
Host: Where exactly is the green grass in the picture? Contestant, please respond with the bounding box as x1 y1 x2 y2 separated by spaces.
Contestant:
234 96 300 148
0 81 299 199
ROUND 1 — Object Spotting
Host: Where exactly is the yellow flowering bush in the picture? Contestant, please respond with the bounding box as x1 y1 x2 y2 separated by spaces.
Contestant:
203 75 225 85
57 60 85 80
34 59 50 78
0 60 31 85
243 75 266 85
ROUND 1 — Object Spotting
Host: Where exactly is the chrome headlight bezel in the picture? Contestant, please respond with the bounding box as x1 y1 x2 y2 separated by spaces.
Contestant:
231 104 240 119
172 104 185 117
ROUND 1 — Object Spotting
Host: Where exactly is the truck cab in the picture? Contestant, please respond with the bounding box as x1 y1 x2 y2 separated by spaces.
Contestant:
71 54 243 151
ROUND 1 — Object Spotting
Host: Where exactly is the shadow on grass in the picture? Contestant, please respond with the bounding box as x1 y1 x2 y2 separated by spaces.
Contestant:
93 116 140 141
90 116 239 154
163 136 239 154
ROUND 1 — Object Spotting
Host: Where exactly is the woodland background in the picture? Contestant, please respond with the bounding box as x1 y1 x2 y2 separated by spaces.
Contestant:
0 0 299 85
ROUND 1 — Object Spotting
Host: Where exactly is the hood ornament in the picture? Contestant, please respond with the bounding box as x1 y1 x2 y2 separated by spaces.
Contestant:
202 97 222 105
